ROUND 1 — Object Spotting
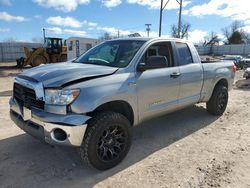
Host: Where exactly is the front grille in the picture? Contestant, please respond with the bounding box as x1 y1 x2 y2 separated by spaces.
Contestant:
14 83 44 109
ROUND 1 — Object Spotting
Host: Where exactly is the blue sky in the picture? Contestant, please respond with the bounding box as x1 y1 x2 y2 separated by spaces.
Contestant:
0 0 248 43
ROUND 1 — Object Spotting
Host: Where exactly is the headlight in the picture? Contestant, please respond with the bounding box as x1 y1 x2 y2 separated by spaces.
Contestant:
45 89 80 105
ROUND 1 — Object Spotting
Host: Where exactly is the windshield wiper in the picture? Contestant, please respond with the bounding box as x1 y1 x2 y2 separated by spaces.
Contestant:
82 61 117 67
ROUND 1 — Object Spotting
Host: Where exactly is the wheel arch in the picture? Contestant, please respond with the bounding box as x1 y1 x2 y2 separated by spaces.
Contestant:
88 100 135 126
207 78 229 101
214 78 228 90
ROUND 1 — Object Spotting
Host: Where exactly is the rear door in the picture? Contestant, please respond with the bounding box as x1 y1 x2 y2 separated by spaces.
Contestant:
174 42 203 106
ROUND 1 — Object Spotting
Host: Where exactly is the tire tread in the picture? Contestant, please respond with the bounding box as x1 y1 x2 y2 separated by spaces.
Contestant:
79 112 131 170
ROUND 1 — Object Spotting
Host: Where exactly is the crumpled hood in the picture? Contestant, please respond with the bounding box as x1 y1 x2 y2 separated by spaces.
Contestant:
18 62 118 87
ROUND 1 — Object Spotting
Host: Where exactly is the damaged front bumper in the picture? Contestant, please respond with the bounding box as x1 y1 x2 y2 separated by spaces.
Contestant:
9 97 91 147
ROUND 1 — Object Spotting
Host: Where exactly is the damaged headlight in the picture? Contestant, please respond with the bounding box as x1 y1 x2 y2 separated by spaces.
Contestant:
45 89 80 105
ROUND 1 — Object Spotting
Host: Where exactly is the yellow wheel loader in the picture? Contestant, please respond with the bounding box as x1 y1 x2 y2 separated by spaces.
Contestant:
16 37 67 68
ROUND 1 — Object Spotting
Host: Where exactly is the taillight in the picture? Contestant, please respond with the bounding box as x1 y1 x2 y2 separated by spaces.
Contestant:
232 64 237 74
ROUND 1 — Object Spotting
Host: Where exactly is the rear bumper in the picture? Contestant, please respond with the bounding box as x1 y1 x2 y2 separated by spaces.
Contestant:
9 97 91 147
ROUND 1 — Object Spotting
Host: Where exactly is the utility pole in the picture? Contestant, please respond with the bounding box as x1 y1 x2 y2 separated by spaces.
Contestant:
158 0 170 37
43 28 46 43
117 30 120 38
145 24 152 37
177 0 183 38
159 0 163 37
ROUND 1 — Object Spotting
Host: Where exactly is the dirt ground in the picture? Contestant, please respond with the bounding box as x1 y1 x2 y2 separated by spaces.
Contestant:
0 63 250 188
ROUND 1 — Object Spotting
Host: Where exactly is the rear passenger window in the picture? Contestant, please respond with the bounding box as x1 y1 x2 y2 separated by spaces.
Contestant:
176 42 193 66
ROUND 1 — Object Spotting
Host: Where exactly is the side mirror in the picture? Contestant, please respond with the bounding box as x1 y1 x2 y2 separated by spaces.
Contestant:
137 56 168 72
137 62 147 72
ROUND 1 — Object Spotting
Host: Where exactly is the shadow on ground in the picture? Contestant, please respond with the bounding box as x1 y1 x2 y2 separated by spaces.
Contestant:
0 90 12 96
0 65 30 70
0 64 30 77
0 105 219 188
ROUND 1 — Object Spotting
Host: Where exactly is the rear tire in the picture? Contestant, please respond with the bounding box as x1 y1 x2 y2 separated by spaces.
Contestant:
79 112 132 170
206 85 228 116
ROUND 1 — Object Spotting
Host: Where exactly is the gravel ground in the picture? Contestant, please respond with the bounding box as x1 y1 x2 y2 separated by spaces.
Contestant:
0 63 250 188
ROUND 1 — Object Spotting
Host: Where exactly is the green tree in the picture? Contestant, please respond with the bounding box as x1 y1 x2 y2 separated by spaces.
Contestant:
222 21 247 44
228 31 244 44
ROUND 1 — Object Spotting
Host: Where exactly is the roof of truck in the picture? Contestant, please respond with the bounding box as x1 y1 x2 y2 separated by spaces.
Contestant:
109 37 190 43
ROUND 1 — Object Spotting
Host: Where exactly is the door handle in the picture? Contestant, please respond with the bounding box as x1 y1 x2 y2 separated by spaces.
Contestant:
170 72 181 78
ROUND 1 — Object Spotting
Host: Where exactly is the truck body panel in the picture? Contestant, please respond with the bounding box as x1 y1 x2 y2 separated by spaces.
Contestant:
9 37 235 147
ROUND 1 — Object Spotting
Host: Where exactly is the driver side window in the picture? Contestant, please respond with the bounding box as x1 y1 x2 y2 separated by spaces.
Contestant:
140 42 173 67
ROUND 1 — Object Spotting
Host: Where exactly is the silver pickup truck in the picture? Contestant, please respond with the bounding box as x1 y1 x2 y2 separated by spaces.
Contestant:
9 38 236 170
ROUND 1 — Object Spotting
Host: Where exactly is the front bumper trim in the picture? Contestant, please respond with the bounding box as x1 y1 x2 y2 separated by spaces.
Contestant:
9 97 90 147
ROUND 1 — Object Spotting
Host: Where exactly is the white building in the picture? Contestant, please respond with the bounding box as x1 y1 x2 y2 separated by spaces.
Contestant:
66 37 100 60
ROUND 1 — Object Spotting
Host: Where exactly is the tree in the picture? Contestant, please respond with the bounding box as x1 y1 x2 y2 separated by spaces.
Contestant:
222 21 246 44
228 31 244 44
171 22 191 39
202 32 221 55
242 32 250 44
203 32 220 46
99 32 112 41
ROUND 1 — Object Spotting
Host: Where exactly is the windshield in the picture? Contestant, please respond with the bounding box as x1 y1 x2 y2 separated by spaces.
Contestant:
73 40 145 68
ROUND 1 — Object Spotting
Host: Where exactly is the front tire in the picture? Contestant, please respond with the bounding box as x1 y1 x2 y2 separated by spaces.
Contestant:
206 85 228 116
80 112 132 170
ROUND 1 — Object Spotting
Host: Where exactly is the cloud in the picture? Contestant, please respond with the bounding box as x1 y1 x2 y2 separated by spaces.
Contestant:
188 29 207 44
33 0 90 12
102 0 121 8
184 0 250 23
0 28 10 32
64 29 87 36
0 11 26 22
0 0 11 6
97 26 130 36
47 16 83 28
46 16 98 29
46 27 63 34
97 26 166 38
34 15 43 19
127 0 191 10
241 25 250 33
88 22 98 27
46 27 87 37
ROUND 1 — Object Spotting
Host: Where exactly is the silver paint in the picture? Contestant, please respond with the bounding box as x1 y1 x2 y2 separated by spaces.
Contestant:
10 38 235 147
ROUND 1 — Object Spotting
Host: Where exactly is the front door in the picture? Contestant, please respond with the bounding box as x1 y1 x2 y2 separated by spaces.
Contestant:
135 42 181 121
